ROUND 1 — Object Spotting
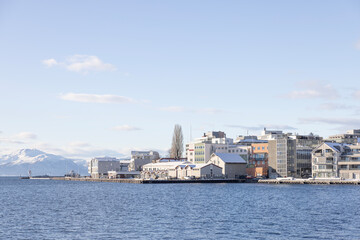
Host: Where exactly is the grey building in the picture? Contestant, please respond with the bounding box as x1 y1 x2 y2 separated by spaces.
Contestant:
327 129 360 144
88 157 121 178
290 133 323 178
128 150 160 171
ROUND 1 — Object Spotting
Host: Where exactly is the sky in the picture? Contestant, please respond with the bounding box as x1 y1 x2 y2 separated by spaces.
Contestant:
0 0 360 159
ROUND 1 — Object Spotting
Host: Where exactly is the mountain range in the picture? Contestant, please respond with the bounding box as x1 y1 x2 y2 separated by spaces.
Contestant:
0 149 88 176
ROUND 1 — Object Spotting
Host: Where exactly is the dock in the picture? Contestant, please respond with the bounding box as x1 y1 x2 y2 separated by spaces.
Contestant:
50 177 247 184
258 179 360 185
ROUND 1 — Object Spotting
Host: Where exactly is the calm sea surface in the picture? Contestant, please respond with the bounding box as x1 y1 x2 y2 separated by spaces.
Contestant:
1 177 360 240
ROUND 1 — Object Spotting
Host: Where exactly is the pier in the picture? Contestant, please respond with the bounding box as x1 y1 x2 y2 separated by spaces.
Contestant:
258 179 360 185
50 177 247 184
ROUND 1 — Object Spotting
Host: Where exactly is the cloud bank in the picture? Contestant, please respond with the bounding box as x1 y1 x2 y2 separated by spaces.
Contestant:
60 93 134 104
42 55 116 73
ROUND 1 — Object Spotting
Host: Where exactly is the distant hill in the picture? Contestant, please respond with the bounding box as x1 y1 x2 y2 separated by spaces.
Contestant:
0 149 88 176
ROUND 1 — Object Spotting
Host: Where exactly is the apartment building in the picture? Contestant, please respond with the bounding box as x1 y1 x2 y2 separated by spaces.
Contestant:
290 133 323 178
327 129 360 144
128 150 160 171
186 131 248 164
312 142 343 178
88 157 121 178
247 143 269 178
338 143 360 179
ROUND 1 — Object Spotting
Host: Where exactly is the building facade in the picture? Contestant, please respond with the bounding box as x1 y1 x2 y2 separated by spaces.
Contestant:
186 131 248 164
88 157 121 178
327 129 360 144
208 153 247 179
128 150 160 171
312 142 342 178
247 143 269 178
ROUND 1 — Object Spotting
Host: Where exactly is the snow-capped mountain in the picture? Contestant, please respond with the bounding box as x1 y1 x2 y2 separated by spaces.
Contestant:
0 149 88 176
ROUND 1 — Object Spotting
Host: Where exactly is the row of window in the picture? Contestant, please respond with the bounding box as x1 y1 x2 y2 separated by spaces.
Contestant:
252 146 268 150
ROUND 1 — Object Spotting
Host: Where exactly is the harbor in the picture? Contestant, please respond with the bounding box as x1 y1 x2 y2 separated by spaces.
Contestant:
48 177 360 185
50 177 247 184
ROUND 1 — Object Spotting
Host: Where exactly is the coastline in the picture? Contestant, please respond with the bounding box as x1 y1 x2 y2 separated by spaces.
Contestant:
44 177 360 185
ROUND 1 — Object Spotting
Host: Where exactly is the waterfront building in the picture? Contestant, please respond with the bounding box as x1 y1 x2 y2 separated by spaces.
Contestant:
186 131 248 164
290 133 323 178
208 153 247 179
327 129 360 144
338 143 360 179
247 143 268 178
128 150 160 171
312 141 360 179
260 128 322 178
312 142 343 178
141 161 222 179
88 157 121 178
296 147 313 178
260 129 296 178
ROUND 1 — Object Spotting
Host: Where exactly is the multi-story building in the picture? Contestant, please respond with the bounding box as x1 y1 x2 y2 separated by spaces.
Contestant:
327 129 360 144
259 129 296 178
312 142 343 178
128 150 160 171
312 142 360 179
296 147 313 178
290 133 323 178
88 157 121 178
247 143 269 178
186 131 248 164
338 143 360 179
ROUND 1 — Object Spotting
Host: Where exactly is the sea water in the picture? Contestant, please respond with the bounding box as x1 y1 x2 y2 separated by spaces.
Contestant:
1 177 360 239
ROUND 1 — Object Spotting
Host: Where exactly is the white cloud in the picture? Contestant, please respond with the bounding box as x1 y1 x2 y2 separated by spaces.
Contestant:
42 58 58 67
299 117 360 130
35 142 127 159
353 90 360 99
196 108 224 115
66 55 116 73
356 40 360 50
42 55 116 73
318 103 350 110
160 106 224 115
60 93 134 104
225 124 297 131
113 125 142 131
15 132 37 139
160 106 186 112
284 80 339 99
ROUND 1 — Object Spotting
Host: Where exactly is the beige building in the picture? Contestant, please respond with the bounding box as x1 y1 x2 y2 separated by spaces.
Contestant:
338 144 360 179
327 129 360 144
141 161 222 179
312 142 342 178
208 153 247 179
186 131 248 164
169 163 222 179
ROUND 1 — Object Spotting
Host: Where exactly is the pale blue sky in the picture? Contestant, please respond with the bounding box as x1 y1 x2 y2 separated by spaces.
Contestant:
1 0 360 158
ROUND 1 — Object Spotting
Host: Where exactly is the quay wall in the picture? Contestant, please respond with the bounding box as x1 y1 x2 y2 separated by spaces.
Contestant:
50 177 246 184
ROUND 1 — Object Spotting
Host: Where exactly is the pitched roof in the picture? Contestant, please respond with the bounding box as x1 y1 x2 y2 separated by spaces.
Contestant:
213 153 246 163
324 142 343 152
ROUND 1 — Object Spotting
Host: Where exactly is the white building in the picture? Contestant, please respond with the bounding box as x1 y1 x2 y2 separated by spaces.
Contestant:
141 161 222 179
128 150 160 171
312 142 343 178
208 153 247 179
88 157 121 178
186 131 248 164
312 141 360 179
